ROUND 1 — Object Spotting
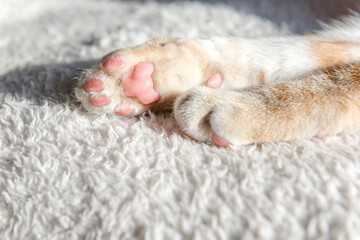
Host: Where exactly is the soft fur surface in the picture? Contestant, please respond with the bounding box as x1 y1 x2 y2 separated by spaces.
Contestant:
1 0 360 239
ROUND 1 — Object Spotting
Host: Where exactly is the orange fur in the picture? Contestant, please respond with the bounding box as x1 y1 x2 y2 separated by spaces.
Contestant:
312 41 359 67
258 72 265 85
248 64 360 142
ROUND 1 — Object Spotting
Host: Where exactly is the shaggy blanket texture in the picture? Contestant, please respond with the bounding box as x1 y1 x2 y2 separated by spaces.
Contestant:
1 0 360 239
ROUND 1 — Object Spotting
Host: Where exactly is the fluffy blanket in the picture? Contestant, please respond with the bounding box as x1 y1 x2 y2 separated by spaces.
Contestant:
1 0 359 239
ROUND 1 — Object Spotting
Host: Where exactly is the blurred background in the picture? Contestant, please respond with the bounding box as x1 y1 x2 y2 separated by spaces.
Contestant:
1 0 359 73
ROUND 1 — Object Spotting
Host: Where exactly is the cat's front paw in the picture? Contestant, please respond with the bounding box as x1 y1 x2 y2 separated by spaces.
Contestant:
174 87 267 147
75 38 223 115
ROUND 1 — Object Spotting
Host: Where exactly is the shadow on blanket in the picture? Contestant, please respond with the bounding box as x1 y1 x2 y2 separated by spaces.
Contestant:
0 61 96 105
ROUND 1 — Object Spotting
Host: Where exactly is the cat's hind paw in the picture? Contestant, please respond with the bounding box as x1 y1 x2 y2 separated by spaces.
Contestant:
174 87 235 147
174 86 267 147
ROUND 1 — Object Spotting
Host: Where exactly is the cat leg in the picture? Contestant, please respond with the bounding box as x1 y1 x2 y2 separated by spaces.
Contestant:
75 18 360 115
174 64 360 146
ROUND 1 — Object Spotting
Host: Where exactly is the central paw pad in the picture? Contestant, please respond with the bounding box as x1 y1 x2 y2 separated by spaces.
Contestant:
122 62 160 105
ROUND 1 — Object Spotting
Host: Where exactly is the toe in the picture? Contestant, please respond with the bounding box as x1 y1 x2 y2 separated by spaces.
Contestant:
103 57 127 72
90 95 112 106
212 133 230 147
206 73 223 88
85 79 105 92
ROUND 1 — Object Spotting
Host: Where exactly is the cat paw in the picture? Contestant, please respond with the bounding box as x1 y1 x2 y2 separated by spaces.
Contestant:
174 87 264 146
75 38 223 115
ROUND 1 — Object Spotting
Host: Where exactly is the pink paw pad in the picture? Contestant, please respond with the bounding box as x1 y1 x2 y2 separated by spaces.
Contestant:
116 107 135 116
90 95 112 107
122 62 160 104
102 58 127 72
85 79 105 92
212 133 230 147
206 73 223 88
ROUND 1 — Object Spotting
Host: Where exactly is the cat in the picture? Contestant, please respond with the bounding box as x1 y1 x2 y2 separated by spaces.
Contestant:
74 10 360 147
